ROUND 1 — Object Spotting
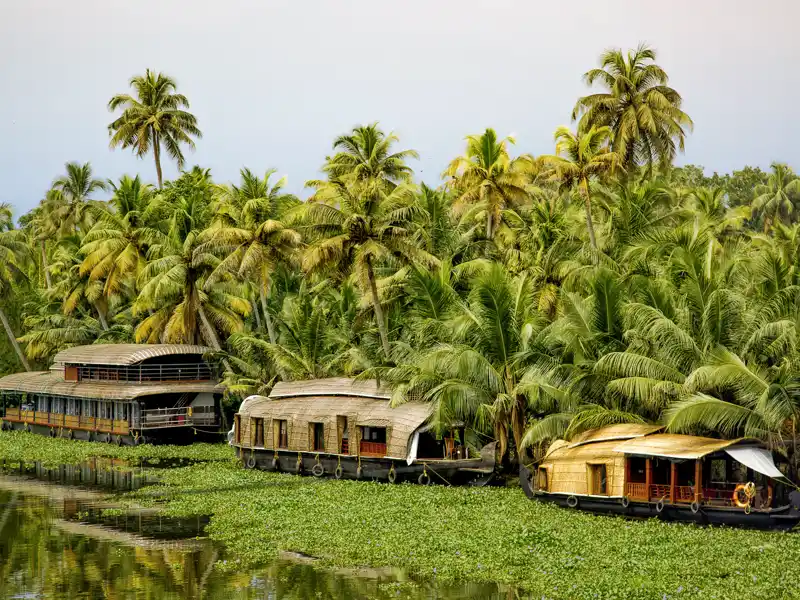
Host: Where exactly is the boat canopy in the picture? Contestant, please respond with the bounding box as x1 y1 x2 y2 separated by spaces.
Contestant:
52 344 210 368
612 433 754 460
725 446 786 480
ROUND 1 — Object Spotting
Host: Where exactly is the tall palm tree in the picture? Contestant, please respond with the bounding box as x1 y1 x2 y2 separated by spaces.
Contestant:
542 126 621 249
0 228 31 370
0 203 12 232
444 128 532 241
572 43 693 170
751 162 800 233
207 168 301 344
320 122 418 189
134 231 249 347
80 175 156 298
294 179 436 360
108 70 202 188
50 162 108 234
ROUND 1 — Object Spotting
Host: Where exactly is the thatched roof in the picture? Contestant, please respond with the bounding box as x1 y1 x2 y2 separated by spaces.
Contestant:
269 378 390 400
52 344 210 368
0 371 221 401
568 424 664 448
612 433 759 460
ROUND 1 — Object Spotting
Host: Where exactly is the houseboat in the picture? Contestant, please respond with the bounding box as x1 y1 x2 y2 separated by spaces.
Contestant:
231 378 497 484
520 424 800 530
0 344 223 445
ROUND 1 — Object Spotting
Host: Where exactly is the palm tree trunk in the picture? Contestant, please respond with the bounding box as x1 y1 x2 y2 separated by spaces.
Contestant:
251 298 262 331
153 131 163 189
197 305 222 351
486 212 493 241
95 303 109 331
259 284 277 345
580 178 598 250
40 241 52 290
0 305 30 372
366 257 391 359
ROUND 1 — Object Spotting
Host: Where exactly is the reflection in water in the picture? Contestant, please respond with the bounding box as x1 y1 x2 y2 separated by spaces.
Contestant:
0 483 524 599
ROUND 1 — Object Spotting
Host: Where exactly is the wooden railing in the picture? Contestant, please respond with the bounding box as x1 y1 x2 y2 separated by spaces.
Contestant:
2 409 129 434
625 482 648 499
359 441 387 457
140 407 216 430
72 362 215 383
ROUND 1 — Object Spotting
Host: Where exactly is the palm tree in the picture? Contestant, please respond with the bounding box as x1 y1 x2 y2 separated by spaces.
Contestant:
0 203 12 232
108 70 202 188
134 230 249 347
50 162 108 234
751 162 800 233
444 128 532 241
572 43 693 170
294 179 436 360
0 228 31 370
320 122 418 189
542 126 621 249
206 168 301 344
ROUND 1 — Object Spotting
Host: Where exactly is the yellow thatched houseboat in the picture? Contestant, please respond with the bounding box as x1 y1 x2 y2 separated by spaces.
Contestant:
0 344 223 445
231 378 496 484
521 424 800 530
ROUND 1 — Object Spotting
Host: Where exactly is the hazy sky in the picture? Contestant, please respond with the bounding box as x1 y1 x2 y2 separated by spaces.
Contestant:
2 0 798 215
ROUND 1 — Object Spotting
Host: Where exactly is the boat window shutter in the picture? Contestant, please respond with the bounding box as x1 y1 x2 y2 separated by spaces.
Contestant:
234 414 241 444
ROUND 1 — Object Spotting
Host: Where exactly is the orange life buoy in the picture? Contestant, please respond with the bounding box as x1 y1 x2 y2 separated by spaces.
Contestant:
732 482 756 509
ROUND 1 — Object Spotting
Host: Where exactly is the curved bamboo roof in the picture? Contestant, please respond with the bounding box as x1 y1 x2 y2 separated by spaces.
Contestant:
52 344 211 368
568 424 664 448
0 371 221 401
269 378 391 400
612 433 759 460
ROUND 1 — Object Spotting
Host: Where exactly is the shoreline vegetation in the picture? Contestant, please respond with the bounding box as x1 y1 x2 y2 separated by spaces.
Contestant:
3 433 800 599
2 43 800 477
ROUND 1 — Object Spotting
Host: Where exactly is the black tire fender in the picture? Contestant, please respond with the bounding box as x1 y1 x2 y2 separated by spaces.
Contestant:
566 495 579 508
690 501 700 514
656 498 666 513
334 465 343 479
311 463 324 477
356 465 363 479
271 457 279 470
621 496 630 508
418 471 431 485
49 428 56 438
247 456 257 469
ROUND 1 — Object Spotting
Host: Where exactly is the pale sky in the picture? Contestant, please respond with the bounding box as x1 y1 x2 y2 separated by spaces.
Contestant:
1 0 798 215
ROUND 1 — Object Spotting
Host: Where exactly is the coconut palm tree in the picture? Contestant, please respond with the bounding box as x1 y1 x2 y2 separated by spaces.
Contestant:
134 230 249 347
49 162 108 234
751 162 800 233
319 122 418 189
80 175 157 298
541 126 621 249
294 178 437 360
108 70 202 188
207 168 301 344
0 228 31 370
572 43 693 170
443 128 532 241
0 203 12 232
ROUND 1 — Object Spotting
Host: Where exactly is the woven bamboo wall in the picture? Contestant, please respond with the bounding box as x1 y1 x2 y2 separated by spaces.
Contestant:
545 440 627 497
237 393 432 459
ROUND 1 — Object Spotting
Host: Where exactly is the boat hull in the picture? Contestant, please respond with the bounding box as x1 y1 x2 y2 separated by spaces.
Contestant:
233 443 497 486
520 465 800 531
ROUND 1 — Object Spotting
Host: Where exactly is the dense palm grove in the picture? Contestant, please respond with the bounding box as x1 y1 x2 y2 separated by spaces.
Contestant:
3 45 800 470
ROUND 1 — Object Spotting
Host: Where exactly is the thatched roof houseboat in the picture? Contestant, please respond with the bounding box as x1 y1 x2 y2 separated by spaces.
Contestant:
0 344 223 444
231 378 496 484
521 424 800 530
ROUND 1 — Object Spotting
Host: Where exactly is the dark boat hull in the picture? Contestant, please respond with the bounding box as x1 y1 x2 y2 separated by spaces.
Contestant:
520 465 800 531
234 443 497 486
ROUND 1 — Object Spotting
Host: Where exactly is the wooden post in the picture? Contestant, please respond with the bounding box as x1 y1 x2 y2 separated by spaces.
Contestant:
645 458 652 500
624 457 631 497
670 461 677 504
695 459 703 503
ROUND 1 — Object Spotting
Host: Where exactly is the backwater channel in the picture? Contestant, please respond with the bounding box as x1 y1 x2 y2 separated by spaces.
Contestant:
0 458 523 599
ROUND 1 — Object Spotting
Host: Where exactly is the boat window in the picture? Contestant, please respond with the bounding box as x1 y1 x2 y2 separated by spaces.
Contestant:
359 426 387 457
277 420 288 449
537 467 548 491
589 464 608 495
312 422 325 452
710 459 726 483
338 416 349 454
252 418 265 447
36 395 49 413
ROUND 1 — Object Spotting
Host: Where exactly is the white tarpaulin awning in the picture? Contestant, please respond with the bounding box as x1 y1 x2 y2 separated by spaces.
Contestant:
725 446 785 479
